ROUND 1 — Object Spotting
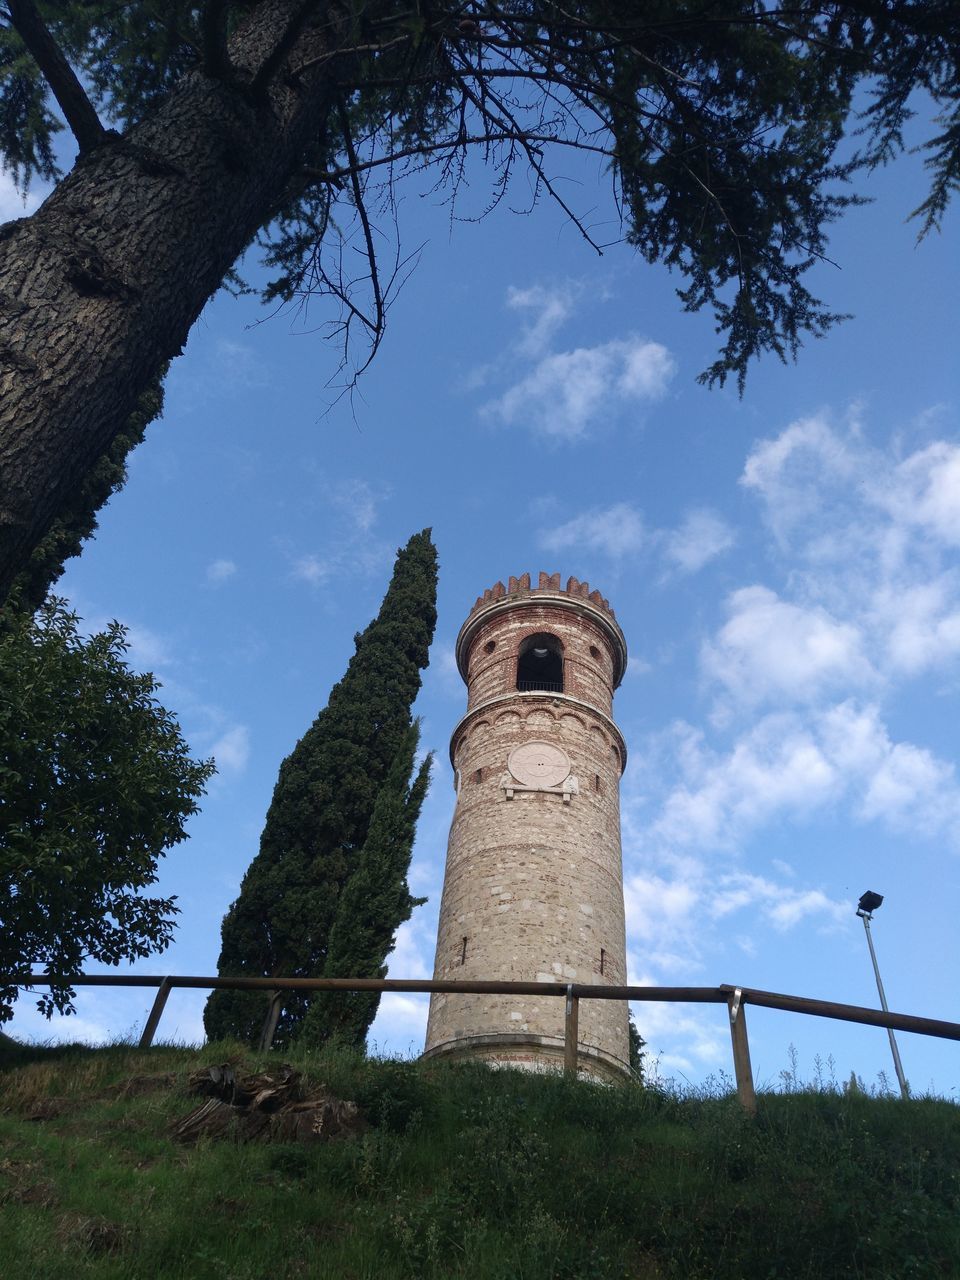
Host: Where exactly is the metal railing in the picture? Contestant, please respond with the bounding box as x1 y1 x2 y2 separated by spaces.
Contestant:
516 680 563 692
6 973 960 1113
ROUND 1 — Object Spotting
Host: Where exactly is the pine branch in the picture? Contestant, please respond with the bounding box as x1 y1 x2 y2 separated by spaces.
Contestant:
7 0 107 154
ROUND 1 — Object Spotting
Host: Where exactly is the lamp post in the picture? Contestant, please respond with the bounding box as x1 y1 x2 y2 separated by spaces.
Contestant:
855 891 909 1099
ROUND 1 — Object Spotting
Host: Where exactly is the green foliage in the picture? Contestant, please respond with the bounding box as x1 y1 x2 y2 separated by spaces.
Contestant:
204 529 437 1048
628 1009 645 1079
0 17 60 189
1 1039 959 1279
0 599 214 1023
2 3 958 389
299 722 431 1051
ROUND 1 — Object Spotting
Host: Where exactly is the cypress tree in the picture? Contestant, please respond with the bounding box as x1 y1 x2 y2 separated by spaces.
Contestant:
204 529 437 1047
299 722 431 1050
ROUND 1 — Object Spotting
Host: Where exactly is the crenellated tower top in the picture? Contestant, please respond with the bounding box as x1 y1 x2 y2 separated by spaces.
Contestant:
456 571 627 689
467 571 616 620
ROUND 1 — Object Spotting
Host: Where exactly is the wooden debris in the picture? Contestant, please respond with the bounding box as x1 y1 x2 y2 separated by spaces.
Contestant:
172 1061 363 1145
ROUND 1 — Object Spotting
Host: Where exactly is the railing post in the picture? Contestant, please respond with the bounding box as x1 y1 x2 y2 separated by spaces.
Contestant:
139 977 173 1048
727 987 757 1115
258 990 283 1052
564 984 579 1078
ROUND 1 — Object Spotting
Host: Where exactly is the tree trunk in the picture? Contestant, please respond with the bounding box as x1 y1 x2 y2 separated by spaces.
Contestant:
0 0 343 602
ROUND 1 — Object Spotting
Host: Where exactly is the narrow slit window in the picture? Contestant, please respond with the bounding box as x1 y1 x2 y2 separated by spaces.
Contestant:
461 937 468 966
594 774 602 793
600 948 606 975
474 767 483 783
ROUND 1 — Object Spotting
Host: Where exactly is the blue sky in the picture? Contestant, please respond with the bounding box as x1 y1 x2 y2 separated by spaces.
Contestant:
3 111 959 1096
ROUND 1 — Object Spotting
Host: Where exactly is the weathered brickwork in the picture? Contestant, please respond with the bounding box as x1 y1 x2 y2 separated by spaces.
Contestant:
423 574 632 1082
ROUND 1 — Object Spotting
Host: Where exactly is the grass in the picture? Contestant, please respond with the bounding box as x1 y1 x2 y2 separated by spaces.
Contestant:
1 1037 958 1278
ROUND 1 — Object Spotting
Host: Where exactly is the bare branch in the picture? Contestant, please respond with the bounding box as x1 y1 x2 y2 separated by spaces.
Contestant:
293 31 414 76
305 130 616 184
7 0 107 154
335 96 385 372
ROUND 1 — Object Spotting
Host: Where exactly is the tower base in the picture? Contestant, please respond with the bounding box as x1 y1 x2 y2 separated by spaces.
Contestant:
422 1033 634 1085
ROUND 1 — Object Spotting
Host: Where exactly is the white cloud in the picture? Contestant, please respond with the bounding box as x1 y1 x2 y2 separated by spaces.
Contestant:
628 996 728 1074
384 918 433 980
739 412 960 682
626 655 653 677
537 500 734 580
329 477 387 534
650 715 840 851
291 554 331 586
124 623 174 670
873 577 960 674
213 338 268 390
625 871 699 948
663 509 735 574
620 844 848 1072
860 739 958 831
206 558 237 584
703 586 873 710
210 725 250 773
284 476 392 590
483 336 675 440
368 993 431 1053
0 169 45 222
539 501 646 558
876 442 960 546
505 282 576 356
641 700 960 859
741 411 859 538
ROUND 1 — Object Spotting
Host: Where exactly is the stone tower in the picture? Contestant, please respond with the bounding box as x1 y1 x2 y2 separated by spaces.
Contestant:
423 571 631 1081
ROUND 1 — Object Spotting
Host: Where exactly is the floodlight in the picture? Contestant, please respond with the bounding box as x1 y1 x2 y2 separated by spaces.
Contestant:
854 888 908 1098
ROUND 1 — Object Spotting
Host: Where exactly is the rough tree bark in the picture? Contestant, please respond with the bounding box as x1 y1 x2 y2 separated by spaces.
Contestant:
0 0 346 604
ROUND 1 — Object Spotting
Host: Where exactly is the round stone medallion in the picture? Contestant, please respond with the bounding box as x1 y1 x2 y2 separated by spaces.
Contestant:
508 740 571 788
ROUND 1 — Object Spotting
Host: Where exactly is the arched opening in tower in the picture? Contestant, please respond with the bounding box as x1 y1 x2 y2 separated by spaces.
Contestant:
516 633 564 692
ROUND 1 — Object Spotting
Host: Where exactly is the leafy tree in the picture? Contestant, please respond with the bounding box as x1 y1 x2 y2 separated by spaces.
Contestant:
1 2 957 600
299 721 431 1050
204 528 437 1048
0 597 214 1024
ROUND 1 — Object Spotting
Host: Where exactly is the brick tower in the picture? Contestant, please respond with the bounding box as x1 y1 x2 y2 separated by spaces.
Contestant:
423 572 631 1081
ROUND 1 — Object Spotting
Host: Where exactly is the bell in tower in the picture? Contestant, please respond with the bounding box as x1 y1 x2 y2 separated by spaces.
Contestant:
423 572 631 1081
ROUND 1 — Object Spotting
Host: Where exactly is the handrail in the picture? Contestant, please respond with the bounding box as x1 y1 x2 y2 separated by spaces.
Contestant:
5 973 958 1114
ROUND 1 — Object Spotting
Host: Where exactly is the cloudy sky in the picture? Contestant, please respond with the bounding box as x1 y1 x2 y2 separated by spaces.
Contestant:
5 105 959 1095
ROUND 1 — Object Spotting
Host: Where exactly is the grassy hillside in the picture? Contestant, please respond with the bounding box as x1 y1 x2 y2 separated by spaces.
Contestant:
1 1038 958 1279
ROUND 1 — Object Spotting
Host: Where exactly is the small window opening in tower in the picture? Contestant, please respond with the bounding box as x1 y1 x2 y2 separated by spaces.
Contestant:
594 774 602 793
474 768 483 784
516 633 563 693
461 937 468 965
600 948 606 975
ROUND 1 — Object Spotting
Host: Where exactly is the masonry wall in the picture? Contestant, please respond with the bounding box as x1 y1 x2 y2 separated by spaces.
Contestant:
424 580 631 1079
